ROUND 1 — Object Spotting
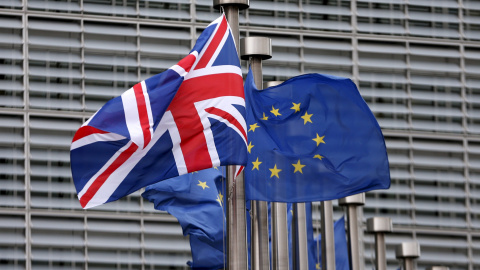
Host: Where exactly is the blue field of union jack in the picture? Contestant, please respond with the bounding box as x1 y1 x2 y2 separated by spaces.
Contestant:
70 15 248 209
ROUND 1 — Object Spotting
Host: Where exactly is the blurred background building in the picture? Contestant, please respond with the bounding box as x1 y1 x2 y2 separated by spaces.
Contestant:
0 0 479 269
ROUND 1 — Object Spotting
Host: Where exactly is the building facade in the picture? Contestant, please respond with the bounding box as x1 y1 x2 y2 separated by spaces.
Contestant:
0 0 479 269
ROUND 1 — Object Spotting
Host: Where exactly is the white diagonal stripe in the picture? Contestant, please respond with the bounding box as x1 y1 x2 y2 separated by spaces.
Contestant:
141 80 154 143
194 96 247 167
79 109 190 208
71 133 126 151
206 25 230 68
121 87 144 148
184 65 242 81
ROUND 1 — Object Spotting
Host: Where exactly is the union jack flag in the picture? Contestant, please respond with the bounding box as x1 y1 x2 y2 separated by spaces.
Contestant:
70 15 247 209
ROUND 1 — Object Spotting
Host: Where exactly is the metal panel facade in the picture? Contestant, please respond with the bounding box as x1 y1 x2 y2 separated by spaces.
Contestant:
0 0 479 269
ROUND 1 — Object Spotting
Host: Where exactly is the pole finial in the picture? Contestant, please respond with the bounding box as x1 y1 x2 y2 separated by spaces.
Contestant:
240 37 272 60
339 193 365 206
395 242 421 259
366 217 393 233
213 0 250 10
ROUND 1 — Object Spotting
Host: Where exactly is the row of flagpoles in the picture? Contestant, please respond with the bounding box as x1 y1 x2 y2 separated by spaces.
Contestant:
68 0 451 268
215 1 426 270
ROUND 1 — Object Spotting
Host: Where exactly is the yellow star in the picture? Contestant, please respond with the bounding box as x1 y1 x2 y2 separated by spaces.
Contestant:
270 106 282 117
216 192 224 205
261 112 269 121
290 102 301 113
252 157 262 170
197 180 209 190
292 160 306 174
316 263 320 270
214 167 218 170
249 123 260 132
269 164 282 179
247 141 254 153
312 133 326 146
301 111 313 124
313 154 324 160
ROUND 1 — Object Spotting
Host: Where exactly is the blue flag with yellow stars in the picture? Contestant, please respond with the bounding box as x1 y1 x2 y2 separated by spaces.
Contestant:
142 168 226 270
244 68 390 202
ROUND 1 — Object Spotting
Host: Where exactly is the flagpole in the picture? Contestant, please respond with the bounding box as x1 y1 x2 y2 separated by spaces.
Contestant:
292 203 309 270
395 242 420 270
321 200 336 270
272 202 290 270
213 1 249 269
339 193 365 270
213 0 248 55
240 36 272 270
366 217 392 270
263 81 283 89
265 78 290 270
427 266 450 270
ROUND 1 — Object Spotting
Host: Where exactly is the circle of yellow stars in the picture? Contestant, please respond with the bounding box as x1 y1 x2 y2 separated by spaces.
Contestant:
248 101 327 179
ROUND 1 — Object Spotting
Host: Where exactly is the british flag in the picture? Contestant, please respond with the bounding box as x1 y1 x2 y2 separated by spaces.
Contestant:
70 15 247 209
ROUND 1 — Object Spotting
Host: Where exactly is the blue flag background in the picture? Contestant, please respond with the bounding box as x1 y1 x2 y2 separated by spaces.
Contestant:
142 168 226 269
244 68 390 202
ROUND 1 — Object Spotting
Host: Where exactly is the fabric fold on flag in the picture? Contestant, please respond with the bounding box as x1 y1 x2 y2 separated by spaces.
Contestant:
71 14 247 209
244 68 390 202
142 168 227 270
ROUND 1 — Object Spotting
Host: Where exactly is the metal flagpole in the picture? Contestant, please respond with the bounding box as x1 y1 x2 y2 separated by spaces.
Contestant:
366 217 392 270
427 266 450 270
263 79 290 270
240 36 272 270
263 81 283 89
339 193 365 270
395 242 420 270
213 0 249 54
292 203 309 270
213 1 249 269
321 200 336 270
272 202 289 270
263 81 290 269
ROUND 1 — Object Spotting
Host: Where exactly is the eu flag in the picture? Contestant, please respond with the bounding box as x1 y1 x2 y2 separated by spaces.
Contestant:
142 168 226 269
244 68 390 202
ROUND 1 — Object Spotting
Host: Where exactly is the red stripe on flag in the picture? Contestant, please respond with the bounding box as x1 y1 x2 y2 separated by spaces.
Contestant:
170 100 213 173
204 106 247 142
133 83 151 148
171 73 244 101
195 17 228 69
235 166 244 179
72 126 108 143
79 142 139 208
176 54 196 73
167 73 244 173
